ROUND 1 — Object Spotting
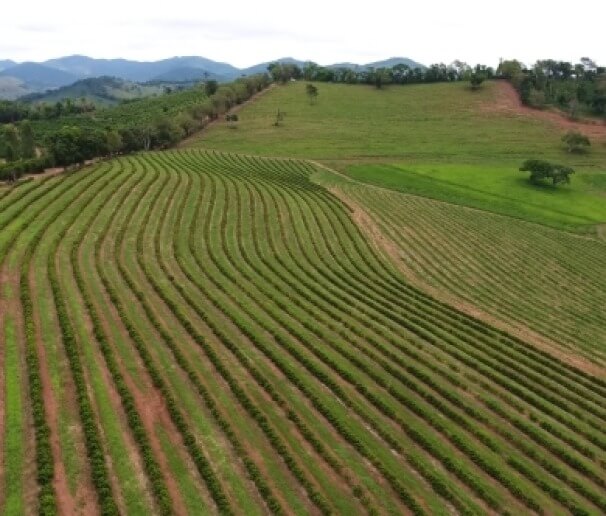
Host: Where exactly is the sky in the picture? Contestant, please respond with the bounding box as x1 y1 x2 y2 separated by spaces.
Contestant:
2 0 604 68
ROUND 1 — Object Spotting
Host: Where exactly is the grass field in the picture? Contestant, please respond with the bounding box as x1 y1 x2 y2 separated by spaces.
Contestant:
1 151 606 515
344 162 606 230
188 81 606 166
189 80 606 231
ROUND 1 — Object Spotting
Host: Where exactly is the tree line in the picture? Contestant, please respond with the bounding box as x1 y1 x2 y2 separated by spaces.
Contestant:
268 61 495 88
497 58 606 116
269 58 605 111
0 74 271 181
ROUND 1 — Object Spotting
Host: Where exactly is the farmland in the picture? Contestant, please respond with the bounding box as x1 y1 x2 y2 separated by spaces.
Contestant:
1 78 606 515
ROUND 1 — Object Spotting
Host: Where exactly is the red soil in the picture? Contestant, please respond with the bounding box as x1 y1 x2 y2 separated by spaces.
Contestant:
486 81 606 140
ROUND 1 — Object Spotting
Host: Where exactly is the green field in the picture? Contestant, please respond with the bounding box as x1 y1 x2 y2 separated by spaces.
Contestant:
344 162 606 230
2 78 606 515
190 80 606 230
28 85 209 143
1 151 606 516
188 81 606 165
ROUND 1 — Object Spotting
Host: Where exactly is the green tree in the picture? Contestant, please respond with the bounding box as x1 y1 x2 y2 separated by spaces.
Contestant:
519 159 575 185
562 131 591 153
20 120 36 159
4 142 17 163
3 124 20 161
497 59 524 78
106 130 123 156
305 84 319 104
204 80 218 96
47 126 84 166
152 118 184 148
469 73 485 90
225 113 239 128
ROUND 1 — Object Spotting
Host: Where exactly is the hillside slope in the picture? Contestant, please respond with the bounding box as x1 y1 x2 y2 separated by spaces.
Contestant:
187 80 606 164
2 150 605 515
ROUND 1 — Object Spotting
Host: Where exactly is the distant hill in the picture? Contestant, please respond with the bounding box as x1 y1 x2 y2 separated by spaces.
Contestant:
149 66 226 83
331 57 425 70
0 60 16 72
240 57 309 76
0 76 28 100
20 76 169 106
0 55 427 100
43 55 240 82
0 62 79 90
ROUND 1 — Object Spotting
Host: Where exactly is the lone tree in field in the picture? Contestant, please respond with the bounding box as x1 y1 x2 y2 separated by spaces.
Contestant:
562 131 590 153
305 83 319 104
519 159 575 186
469 73 485 90
226 113 239 128
273 108 285 127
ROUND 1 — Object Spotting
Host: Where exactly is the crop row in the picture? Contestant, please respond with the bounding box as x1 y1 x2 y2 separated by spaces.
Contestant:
166 152 527 512
112 158 287 514
182 149 606 512
15 165 111 514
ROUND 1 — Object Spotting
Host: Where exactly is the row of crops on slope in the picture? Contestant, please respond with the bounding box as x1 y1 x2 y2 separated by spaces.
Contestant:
321 174 606 369
1 150 606 515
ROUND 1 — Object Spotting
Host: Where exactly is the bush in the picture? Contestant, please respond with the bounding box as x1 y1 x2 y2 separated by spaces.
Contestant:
562 131 591 153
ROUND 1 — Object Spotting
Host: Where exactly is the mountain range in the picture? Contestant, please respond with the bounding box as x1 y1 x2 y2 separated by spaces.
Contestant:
0 55 425 100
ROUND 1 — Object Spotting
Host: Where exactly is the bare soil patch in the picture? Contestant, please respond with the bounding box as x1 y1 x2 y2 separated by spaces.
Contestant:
484 81 606 140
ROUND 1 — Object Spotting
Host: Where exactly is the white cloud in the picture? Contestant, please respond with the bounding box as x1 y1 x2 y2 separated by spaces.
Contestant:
1 0 604 67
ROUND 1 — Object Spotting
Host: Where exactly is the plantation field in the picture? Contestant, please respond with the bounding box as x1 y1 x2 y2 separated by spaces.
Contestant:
28 85 209 143
190 78 606 361
2 150 606 515
318 168 606 368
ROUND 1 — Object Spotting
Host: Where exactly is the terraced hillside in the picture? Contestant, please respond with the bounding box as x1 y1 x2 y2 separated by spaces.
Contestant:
2 150 606 515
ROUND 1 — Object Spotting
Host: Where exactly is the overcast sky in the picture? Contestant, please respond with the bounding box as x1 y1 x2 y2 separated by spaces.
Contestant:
2 0 604 67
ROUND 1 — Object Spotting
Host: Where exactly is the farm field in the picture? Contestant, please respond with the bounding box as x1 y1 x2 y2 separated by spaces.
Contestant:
1 150 606 515
318 169 606 369
343 162 606 231
192 78 606 367
187 81 606 167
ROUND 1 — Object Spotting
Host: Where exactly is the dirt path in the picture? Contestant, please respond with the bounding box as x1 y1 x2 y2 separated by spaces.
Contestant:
329 184 606 379
485 81 606 139
179 83 277 147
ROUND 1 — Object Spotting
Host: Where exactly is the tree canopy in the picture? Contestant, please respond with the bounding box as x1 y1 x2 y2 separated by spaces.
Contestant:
519 159 575 186
305 84 319 104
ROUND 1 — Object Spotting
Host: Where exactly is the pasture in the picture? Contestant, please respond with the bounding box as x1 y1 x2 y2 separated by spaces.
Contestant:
188 81 606 167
